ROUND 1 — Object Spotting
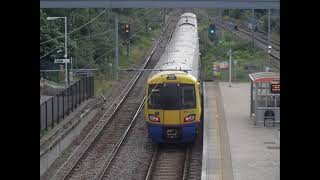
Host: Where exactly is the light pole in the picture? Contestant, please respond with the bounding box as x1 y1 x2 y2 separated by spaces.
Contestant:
228 49 232 87
267 45 272 72
47 16 68 87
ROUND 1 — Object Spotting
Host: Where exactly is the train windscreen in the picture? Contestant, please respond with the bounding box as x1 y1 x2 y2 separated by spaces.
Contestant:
160 83 180 110
148 83 196 110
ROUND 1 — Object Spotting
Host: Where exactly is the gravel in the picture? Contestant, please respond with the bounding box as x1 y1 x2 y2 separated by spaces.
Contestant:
40 12 179 180
101 113 154 180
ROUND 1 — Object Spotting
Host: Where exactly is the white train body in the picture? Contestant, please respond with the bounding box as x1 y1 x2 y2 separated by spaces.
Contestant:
149 12 200 80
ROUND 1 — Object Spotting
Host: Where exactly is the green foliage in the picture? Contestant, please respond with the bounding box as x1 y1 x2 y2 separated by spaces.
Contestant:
40 10 64 60
198 14 268 81
261 15 280 34
40 8 162 84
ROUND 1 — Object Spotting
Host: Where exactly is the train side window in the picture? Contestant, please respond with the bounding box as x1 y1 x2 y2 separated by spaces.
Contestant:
181 84 196 109
148 84 162 109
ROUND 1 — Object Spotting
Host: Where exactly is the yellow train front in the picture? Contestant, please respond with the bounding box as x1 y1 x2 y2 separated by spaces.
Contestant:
144 12 201 143
144 71 201 143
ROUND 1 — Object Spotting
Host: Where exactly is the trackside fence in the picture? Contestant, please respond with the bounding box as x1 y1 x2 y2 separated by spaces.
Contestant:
40 76 94 135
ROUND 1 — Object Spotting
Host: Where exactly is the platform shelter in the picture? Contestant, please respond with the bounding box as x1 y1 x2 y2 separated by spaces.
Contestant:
249 72 280 126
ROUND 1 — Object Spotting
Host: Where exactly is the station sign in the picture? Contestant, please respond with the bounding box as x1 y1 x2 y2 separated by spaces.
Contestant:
220 61 229 69
270 83 280 94
55 59 70 63
213 62 220 77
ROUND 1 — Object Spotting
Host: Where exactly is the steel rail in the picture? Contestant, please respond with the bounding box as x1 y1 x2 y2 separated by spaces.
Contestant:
182 146 191 180
52 14 176 180
144 145 159 180
95 97 146 180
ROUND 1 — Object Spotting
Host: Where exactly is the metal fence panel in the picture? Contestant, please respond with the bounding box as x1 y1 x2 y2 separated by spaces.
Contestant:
71 84 74 111
63 92 68 116
78 80 81 103
77 81 81 105
67 88 70 115
82 78 85 101
88 77 91 98
40 104 47 131
69 87 72 113
47 99 53 129
40 76 94 133
92 76 94 97
58 95 63 120
53 96 58 126
84 77 88 99
86 77 89 100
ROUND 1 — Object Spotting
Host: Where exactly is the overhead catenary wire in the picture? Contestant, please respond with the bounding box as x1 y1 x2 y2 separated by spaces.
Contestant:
78 9 157 69
72 29 114 41
128 9 154 25
41 9 157 72
71 9 153 42
40 8 108 45
40 9 151 56
79 24 149 70
40 46 61 59
42 9 153 50
40 8 149 45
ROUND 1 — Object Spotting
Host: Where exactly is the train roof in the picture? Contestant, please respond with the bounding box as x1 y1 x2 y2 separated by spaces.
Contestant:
147 71 197 84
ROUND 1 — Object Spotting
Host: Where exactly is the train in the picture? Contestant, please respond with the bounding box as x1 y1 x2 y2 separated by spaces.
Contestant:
144 13 202 144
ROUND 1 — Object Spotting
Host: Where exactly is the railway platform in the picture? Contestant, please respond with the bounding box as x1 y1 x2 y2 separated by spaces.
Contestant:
202 81 279 180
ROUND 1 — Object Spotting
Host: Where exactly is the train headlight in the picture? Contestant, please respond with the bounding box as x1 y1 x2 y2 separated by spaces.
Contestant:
184 114 195 122
149 114 160 122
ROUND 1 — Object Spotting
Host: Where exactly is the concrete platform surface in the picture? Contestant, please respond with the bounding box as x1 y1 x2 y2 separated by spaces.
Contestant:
219 82 280 180
201 82 222 180
202 82 234 180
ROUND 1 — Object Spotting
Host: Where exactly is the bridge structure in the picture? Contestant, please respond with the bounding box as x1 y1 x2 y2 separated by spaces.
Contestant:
40 0 280 9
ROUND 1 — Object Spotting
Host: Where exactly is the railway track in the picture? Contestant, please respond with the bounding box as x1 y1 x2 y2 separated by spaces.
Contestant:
256 29 280 46
237 26 280 68
145 144 191 180
248 27 280 47
237 26 280 52
221 23 280 57
94 97 146 180
219 23 280 70
51 12 180 180
144 125 203 180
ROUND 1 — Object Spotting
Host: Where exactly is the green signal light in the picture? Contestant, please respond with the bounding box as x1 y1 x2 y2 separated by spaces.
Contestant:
210 29 215 33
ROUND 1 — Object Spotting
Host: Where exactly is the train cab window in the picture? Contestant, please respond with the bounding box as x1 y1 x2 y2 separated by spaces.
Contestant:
181 84 196 109
160 83 180 110
148 84 162 109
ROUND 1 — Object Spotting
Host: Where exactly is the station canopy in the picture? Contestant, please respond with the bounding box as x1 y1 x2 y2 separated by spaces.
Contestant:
249 72 279 83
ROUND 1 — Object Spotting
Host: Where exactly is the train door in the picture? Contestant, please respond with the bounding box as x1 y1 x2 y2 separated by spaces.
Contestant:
161 83 181 125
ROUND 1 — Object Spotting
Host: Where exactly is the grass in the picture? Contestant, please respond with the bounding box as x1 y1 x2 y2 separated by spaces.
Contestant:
93 26 161 96
199 20 268 82
94 78 113 96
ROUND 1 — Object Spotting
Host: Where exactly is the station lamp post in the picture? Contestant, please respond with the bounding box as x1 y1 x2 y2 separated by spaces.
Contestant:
267 45 272 72
47 16 68 87
228 49 232 87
